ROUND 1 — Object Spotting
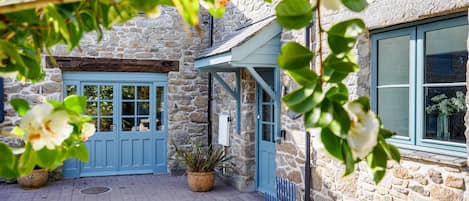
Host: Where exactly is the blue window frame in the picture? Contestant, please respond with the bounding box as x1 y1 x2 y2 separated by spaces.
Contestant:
371 16 468 156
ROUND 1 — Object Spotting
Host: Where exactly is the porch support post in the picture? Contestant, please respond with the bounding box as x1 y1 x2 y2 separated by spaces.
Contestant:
212 71 242 134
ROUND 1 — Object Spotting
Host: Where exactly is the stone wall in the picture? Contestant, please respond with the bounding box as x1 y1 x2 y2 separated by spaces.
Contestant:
0 6 211 174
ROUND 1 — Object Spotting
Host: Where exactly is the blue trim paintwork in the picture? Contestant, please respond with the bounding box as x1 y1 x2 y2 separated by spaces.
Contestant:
371 16 467 156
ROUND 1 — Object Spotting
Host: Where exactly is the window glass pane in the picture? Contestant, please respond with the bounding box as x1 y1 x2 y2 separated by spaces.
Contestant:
137 117 150 132
378 36 410 85
100 85 113 100
84 85 98 100
156 87 164 131
122 102 135 115
99 118 113 132
66 85 77 96
262 124 272 142
122 86 135 100
425 25 468 83
424 87 466 143
87 102 97 116
99 102 113 116
378 88 409 137
137 102 150 115
122 118 135 131
137 86 150 100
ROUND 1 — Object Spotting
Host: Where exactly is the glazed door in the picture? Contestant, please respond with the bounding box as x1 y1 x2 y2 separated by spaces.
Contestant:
62 73 167 177
256 69 277 194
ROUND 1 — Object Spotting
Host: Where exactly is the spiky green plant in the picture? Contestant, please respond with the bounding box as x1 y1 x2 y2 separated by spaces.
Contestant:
173 143 231 172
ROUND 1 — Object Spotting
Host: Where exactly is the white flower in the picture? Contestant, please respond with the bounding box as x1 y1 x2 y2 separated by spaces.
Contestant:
321 0 342 11
345 102 379 159
79 123 96 142
21 103 73 150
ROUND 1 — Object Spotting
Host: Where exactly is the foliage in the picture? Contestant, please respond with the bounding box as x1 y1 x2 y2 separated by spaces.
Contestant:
173 143 231 172
275 0 400 183
426 91 466 116
0 0 400 183
0 96 94 179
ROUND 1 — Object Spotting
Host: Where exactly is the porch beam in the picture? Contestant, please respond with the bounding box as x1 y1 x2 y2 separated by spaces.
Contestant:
245 66 276 99
212 71 241 134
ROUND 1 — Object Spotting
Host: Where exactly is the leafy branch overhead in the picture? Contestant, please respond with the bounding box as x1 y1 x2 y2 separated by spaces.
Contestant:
0 0 399 183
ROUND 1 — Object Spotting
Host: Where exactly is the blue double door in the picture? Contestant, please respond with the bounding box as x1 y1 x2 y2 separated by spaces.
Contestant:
63 73 167 177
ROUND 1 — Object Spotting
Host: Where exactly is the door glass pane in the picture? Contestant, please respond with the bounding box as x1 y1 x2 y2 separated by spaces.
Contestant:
262 104 272 122
156 86 164 131
378 88 409 137
378 36 409 85
100 118 113 132
424 86 466 143
99 102 113 116
122 86 135 100
66 85 77 96
122 102 135 115
137 86 150 100
137 102 150 115
262 90 271 102
84 85 98 100
100 85 113 100
137 117 150 132
425 25 468 83
122 118 135 131
87 102 98 116
262 124 272 142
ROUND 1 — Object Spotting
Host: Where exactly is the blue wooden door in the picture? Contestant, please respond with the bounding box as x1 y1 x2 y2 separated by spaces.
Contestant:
63 73 167 177
256 69 277 194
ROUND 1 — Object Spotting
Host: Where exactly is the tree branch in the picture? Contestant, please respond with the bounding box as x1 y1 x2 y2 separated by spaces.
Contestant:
0 0 81 14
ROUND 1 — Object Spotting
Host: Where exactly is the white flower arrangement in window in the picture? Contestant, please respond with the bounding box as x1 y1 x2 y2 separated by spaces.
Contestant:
425 91 466 140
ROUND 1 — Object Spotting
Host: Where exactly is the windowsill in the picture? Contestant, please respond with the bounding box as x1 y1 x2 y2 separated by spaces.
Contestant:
398 147 467 168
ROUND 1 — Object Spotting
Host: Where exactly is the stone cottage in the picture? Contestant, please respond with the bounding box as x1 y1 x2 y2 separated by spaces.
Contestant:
2 0 469 201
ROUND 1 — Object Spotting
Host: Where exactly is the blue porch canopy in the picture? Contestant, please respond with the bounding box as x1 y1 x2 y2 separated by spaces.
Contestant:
195 16 282 137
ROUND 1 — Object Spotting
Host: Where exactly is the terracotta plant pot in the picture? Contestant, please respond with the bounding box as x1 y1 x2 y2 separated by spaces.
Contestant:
186 171 215 192
17 169 49 189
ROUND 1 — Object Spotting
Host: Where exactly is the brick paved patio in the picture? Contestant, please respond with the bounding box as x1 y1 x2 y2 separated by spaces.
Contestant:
0 175 264 201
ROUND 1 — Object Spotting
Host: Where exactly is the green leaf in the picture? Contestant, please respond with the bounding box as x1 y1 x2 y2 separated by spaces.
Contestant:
64 95 87 115
327 19 366 54
10 98 30 117
341 0 368 12
18 144 36 176
388 144 400 163
321 128 344 161
328 102 351 136
36 148 59 170
285 67 319 86
317 99 334 127
287 86 324 113
0 143 15 168
275 0 314 30
283 87 315 106
366 145 388 183
0 166 18 179
324 54 360 73
69 142 89 162
278 42 314 70
304 107 321 128
323 66 349 83
342 142 355 176
326 83 349 104
352 96 371 112
379 128 395 139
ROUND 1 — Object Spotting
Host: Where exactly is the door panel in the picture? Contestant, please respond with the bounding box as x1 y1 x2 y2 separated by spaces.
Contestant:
256 69 277 194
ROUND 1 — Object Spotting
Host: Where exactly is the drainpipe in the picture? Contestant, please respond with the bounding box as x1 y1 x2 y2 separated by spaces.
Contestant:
304 25 312 201
207 16 214 146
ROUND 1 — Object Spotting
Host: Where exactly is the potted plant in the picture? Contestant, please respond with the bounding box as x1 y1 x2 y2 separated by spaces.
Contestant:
425 91 466 140
173 143 231 192
16 166 48 189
